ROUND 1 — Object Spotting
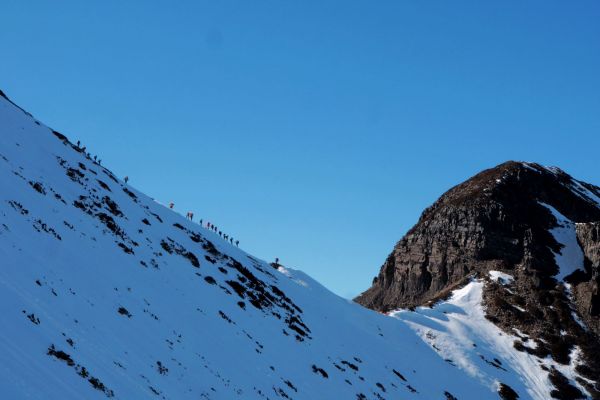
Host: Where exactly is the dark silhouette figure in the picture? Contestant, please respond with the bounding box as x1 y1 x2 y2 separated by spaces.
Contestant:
124 176 129 184
76 140 81 147
270 257 280 270
169 202 174 209
235 240 239 246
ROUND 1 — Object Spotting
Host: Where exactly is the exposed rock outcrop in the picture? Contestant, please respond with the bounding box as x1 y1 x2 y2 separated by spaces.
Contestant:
574 222 600 332
356 161 600 398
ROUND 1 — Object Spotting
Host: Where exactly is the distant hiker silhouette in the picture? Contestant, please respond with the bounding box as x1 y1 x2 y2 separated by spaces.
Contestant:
235 240 239 246
124 176 129 184
169 202 174 209
270 257 280 270
76 140 80 147
186 212 194 221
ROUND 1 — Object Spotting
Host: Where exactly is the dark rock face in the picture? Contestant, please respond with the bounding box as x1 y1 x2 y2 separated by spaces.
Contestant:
356 162 600 311
355 161 600 398
574 223 600 331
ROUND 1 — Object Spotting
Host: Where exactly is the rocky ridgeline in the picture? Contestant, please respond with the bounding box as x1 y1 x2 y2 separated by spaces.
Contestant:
574 222 600 333
356 161 600 398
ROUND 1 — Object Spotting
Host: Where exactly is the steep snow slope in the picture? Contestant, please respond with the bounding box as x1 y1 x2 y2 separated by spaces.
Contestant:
392 276 592 399
539 203 586 281
0 91 587 399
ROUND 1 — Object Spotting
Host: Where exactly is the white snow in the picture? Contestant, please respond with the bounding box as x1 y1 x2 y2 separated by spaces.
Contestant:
521 162 600 207
521 162 542 173
0 93 593 399
563 283 588 331
0 93 544 400
489 270 514 285
521 340 538 351
546 166 563 175
547 346 591 396
570 179 600 207
571 312 588 331
392 280 551 399
520 162 562 176
539 203 585 280
390 279 590 399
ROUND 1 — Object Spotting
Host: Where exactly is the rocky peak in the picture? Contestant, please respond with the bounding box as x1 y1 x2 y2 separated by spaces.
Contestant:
356 161 600 398
419 161 600 225
357 161 600 311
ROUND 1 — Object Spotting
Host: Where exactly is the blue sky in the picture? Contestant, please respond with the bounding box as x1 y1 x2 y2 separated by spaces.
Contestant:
2 1 600 299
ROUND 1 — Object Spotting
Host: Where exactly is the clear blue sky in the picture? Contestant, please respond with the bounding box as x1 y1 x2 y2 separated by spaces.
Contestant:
2 1 600 299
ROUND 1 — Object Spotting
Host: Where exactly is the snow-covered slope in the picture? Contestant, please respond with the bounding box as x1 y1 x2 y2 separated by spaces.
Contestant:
0 91 591 399
392 276 592 399
539 202 586 281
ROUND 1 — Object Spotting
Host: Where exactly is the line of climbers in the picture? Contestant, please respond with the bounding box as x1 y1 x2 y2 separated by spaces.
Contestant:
75 140 102 166
170 202 240 247
203 220 239 247
120 175 241 247
74 141 242 249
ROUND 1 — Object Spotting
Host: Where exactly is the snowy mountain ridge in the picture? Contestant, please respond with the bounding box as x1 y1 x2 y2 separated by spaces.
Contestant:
356 158 600 399
0 90 597 399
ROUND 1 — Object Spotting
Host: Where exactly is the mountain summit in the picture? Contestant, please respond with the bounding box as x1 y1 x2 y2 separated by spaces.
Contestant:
1 89 599 399
357 161 600 398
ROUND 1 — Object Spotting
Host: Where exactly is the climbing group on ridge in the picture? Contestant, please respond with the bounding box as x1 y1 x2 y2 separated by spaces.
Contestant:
75 140 102 166
122 174 240 248
73 139 238 249
176 202 239 246
203 221 239 246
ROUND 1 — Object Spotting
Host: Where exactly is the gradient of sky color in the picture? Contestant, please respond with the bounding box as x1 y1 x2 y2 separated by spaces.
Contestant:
2 1 599 299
